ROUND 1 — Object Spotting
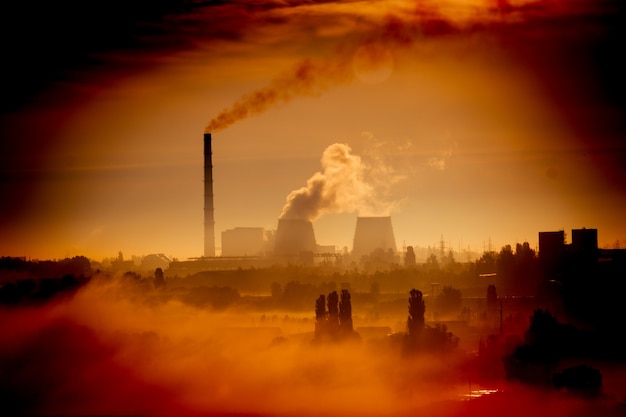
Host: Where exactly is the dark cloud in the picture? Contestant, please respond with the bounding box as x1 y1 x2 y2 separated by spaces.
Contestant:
1 0 349 112
2 0 210 112
3 0 623 113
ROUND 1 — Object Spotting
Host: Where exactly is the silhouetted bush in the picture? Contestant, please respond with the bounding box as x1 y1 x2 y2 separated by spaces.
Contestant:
503 308 618 386
553 364 602 397
0 274 86 306
153 268 166 289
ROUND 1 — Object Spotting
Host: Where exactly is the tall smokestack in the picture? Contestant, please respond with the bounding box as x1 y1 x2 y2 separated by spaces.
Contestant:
204 133 215 257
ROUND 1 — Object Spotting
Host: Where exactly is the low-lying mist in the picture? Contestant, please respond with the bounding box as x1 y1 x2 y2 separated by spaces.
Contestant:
1 274 623 417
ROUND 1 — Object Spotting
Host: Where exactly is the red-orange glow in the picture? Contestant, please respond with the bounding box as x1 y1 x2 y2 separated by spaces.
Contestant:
2 276 625 416
2 2 625 417
1 1 624 269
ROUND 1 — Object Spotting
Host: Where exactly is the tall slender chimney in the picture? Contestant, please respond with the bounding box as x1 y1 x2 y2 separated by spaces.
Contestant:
204 133 215 257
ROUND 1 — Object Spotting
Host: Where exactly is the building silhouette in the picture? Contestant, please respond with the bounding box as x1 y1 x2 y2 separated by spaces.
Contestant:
221 227 266 257
352 216 397 259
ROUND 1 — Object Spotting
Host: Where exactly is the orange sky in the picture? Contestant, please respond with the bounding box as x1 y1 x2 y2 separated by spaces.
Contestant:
1 0 625 260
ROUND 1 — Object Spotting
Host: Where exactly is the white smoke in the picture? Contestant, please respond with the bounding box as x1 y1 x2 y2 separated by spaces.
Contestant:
280 143 375 221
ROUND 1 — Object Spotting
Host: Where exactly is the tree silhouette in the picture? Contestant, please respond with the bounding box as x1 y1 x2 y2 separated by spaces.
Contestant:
339 289 353 334
407 289 425 338
436 285 462 316
327 290 339 330
314 290 358 342
314 294 327 339
402 288 458 354
426 254 439 270
487 284 498 314
515 242 541 294
475 251 497 276
504 309 583 384
497 244 515 280
525 309 561 348
315 294 327 320
154 267 165 289
553 364 602 397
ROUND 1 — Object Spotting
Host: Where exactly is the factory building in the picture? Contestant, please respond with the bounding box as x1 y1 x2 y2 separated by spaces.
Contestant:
221 227 267 257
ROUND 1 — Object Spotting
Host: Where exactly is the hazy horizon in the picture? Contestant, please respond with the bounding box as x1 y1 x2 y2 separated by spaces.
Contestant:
3 258 626 417
2 1 625 261
3 3 626 413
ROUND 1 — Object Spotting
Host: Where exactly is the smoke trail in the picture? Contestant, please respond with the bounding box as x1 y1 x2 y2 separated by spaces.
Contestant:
204 9 426 133
205 57 353 133
204 0 613 133
203 6 450 132
279 143 374 221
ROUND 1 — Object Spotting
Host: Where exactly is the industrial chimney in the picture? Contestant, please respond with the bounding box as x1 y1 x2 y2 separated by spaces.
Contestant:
204 133 216 257
352 216 397 259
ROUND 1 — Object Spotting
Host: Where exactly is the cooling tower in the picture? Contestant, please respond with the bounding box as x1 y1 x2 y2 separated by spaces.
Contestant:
352 216 397 258
274 218 317 255
204 133 215 257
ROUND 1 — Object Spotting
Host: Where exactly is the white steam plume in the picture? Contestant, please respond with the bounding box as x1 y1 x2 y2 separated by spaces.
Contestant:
280 143 392 221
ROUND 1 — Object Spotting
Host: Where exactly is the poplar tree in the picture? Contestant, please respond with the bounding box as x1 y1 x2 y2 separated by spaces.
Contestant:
339 289 353 333
327 291 340 333
407 288 425 338
314 294 327 338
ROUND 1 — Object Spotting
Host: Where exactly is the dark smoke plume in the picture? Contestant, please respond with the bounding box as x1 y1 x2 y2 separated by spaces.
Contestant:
204 6 433 133
204 0 619 133
205 57 352 132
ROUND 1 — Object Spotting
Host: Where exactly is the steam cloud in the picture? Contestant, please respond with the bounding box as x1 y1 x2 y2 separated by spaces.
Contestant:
279 143 378 221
